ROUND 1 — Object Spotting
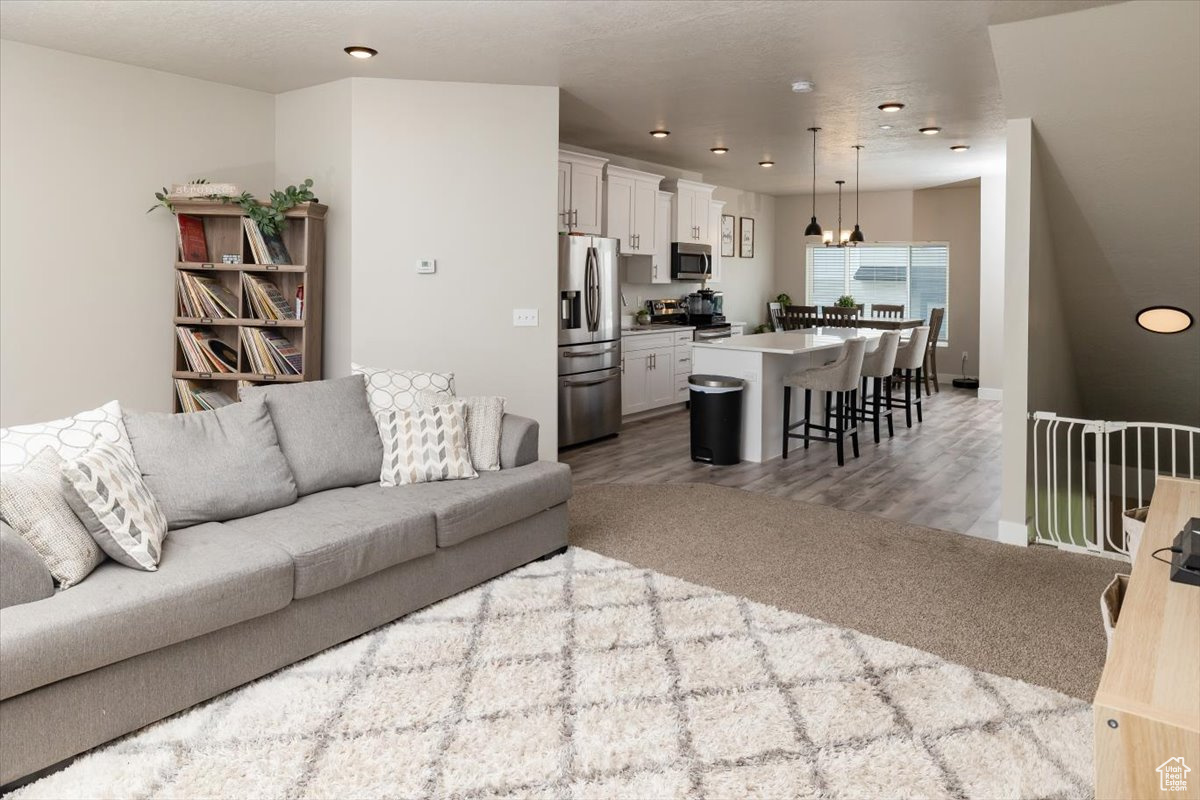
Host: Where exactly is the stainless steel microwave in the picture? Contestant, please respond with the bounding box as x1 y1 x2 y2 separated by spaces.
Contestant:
671 242 711 281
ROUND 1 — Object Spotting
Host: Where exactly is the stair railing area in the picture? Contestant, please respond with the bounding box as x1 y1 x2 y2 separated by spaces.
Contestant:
1029 411 1199 558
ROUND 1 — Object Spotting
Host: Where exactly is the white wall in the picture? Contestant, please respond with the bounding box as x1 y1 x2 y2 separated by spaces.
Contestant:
774 190 915 304
913 186 981 379
349 79 560 458
0 40 275 426
275 80 353 379
978 172 1006 399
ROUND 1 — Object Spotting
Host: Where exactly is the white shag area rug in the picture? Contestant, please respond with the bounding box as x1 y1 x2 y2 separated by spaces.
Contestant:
11 548 1092 800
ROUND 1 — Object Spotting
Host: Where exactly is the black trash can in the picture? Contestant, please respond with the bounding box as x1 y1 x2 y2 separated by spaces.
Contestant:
688 374 744 465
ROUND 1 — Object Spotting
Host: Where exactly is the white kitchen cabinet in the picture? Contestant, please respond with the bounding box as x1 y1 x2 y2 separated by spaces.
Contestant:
625 190 674 284
558 150 607 235
604 165 662 255
621 344 675 414
662 179 716 243
708 199 725 283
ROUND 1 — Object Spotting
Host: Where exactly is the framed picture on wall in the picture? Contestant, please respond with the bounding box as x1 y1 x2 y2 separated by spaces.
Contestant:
739 217 755 258
720 214 736 257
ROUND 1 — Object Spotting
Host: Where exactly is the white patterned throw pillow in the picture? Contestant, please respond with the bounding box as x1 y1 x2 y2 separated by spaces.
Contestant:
60 440 167 571
0 400 134 472
352 363 454 415
376 401 477 486
0 447 105 587
417 390 505 472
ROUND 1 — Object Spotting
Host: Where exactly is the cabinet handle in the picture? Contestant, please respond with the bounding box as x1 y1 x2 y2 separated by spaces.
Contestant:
620 357 625 374
572 209 579 228
652 264 658 280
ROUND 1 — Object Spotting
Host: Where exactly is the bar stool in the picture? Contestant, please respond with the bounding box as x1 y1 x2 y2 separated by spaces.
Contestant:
782 337 867 466
856 330 901 444
886 326 930 428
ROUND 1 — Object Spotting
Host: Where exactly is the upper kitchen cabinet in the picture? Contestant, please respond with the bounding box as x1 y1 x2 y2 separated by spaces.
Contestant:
708 199 726 283
662 179 716 243
604 165 663 256
558 150 607 235
625 190 674 285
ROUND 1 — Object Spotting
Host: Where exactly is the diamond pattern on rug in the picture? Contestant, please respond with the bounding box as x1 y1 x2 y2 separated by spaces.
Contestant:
8 548 1093 800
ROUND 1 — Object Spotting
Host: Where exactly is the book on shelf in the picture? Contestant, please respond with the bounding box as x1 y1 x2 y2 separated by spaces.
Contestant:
177 273 238 318
241 218 294 266
239 328 302 376
174 379 234 413
177 214 208 263
241 274 294 320
176 326 237 373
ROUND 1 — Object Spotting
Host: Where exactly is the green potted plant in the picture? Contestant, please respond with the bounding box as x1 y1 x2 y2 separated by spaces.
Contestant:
776 293 792 307
634 308 651 326
835 294 857 308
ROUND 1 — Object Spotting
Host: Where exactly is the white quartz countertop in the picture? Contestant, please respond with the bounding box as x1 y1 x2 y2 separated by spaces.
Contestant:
621 325 695 336
692 327 886 355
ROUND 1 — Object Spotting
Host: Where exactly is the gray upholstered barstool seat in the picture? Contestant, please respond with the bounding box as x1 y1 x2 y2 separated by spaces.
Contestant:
885 326 930 428
782 337 867 466
855 330 901 444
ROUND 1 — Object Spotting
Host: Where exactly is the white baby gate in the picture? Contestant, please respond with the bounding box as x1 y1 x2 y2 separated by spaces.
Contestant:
1030 411 1199 558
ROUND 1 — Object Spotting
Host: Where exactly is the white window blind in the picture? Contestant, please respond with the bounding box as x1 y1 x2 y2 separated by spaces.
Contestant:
805 243 949 342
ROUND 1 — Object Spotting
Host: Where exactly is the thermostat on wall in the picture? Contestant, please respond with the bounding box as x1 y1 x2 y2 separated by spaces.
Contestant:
416 259 436 274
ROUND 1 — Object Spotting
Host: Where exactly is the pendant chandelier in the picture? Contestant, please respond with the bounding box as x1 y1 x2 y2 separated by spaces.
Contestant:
849 145 865 243
826 180 848 248
804 127 822 237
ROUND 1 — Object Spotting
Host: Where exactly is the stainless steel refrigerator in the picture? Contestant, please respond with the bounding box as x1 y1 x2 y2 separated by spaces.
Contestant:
558 235 621 447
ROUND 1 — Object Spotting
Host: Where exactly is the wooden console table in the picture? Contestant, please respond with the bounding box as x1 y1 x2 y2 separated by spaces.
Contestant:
1094 476 1199 800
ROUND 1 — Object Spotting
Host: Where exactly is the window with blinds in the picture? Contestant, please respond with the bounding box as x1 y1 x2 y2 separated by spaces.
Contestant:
805 243 949 342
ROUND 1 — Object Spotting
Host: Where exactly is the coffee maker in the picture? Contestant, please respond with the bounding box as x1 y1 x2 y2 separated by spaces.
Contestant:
686 288 725 323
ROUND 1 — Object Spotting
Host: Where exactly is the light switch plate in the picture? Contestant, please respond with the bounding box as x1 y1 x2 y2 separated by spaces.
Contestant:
416 259 436 274
513 309 539 327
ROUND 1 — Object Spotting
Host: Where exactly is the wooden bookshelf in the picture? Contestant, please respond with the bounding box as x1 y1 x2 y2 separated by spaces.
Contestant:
169 197 326 411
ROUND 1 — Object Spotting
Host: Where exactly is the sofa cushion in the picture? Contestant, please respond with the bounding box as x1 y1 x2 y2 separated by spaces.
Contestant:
125 396 297 529
224 487 436 599
0 522 293 700
354 461 572 548
242 376 383 496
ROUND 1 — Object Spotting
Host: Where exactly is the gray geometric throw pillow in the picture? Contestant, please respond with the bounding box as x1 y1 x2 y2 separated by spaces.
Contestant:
376 401 477 487
61 440 167 571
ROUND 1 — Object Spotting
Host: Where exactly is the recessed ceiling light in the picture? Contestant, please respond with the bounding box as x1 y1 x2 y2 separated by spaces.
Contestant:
878 103 905 113
649 129 670 138
879 124 893 130
919 127 942 135
791 80 815 94
710 147 729 154
758 160 775 168
1136 306 1194 333
950 145 970 152
344 46 378 59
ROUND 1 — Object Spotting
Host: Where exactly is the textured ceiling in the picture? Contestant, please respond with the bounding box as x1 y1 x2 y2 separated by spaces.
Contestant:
991 1 1200 425
1 0 1116 194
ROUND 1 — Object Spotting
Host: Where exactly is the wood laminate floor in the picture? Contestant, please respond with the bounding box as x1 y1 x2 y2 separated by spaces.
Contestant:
561 385 1004 539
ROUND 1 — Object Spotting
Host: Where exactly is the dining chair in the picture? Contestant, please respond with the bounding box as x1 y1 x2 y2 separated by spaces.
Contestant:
871 303 905 319
782 337 867 466
782 305 819 331
822 306 861 328
885 326 930 427
856 330 901 444
922 307 945 396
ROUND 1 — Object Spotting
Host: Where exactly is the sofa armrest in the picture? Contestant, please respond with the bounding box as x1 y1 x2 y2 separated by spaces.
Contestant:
1 522 54 609
500 414 539 469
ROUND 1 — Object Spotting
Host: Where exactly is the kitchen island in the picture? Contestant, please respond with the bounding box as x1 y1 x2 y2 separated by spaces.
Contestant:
691 328 886 462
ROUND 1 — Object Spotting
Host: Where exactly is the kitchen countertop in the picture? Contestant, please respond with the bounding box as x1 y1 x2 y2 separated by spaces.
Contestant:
692 327 885 355
621 325 695 336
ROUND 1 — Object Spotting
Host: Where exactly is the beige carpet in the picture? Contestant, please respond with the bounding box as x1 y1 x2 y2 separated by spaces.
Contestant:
9 549 1092 800
569 483 1127 701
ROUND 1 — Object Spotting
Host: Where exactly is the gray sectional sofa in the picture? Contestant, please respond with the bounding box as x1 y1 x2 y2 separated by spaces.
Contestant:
0 409 570 786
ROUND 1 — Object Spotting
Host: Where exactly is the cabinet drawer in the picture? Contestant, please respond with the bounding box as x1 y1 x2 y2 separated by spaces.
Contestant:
623 332 674 351
673 330 694 345
675 376 692 400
